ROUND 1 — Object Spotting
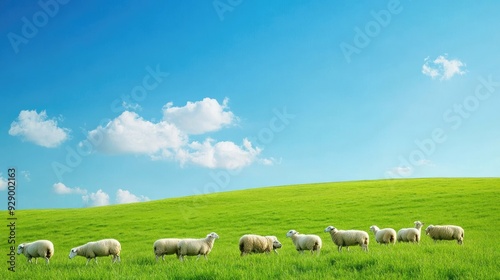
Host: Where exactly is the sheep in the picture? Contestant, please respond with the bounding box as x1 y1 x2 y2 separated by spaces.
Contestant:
239 234 283 256
425 225 464 245
69 238 121 265
324 226 369 252
177 232 219 261
153 238 182 261
17 240 54 264
397 221 424 243
286 230 322 255
369 225 397 245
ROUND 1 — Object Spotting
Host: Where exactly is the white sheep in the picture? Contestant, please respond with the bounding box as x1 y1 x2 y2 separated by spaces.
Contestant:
397 221 424 243
324 226 369 252
286 230 322 255
17 240 54 264
369 225 397 244
177 232 219 261
239 234 282 256
69 238 121 265
425 225 464 245
153 238 181 261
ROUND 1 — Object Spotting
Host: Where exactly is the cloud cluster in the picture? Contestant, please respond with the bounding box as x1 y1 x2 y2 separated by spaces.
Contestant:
53 182 149 207
422 55 466 80
163 97 235 135
84 98 262 170
9 110 70 148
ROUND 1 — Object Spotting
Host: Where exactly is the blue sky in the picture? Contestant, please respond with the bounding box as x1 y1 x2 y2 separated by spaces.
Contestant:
1 0 499 209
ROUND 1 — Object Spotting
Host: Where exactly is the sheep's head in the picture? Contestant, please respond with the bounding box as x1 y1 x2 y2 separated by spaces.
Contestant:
68 248 78 259
414 221 424 229
273 240 282 249
425 225 434 235
206 232 219 240
286 230 298 238
17 244 25 254
369 225 379 233
324 226 336 233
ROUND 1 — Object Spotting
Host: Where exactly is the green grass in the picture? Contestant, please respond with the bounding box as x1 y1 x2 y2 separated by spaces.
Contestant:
2 178 499 279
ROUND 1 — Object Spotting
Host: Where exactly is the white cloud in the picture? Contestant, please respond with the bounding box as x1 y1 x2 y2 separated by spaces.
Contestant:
116 189 150 204
9 110 70 148
84 98 266 170
0 175 7 191
53 182 87 195
386 166 412 178
177 138 261 169
85 111 186 155
82 189 110 207
163 97 236 135
422 55 466 80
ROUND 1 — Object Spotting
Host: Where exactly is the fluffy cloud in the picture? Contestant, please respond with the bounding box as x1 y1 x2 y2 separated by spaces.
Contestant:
116 189 150 204
53 182 87 195
82 189 110 207
86 111 186 155
177 138 261 169
386 166 412 178
53 182 149 207
163 97 236 135
9 110 70 148
0 175 7 191
83 98 264 170
422 55 466 80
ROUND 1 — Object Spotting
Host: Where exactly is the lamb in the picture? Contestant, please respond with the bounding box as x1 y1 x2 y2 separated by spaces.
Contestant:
153 238 182 261
69 238 121 265
239 234 282 256
369 225 397 244
177 232 219 261
324 226 369 252
286 230 322 255
17 240 54 264
425 225 464 245
397 221 424 243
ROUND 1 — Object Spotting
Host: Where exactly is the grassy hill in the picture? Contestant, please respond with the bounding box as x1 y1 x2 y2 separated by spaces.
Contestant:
3 178 499 279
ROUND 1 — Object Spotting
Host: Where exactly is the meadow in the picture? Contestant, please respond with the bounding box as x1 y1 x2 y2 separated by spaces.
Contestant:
2 178 499 279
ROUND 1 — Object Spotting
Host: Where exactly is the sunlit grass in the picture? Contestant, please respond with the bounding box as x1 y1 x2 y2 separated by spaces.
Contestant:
2 178 499 279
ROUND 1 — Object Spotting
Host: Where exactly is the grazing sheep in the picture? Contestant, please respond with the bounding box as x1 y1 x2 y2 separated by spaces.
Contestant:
153 238 182 261
239 234 282 256
324 226 369 252
369 225 397 245
286 230 322 255
69 238 121 265
425 225 464 245
177 232 219 261
397 221 424 243
17 240 54 264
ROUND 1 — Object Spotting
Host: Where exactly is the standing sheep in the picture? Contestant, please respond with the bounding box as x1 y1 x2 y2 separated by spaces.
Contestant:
177 232 219 261
324 226 369 252
397 221 424 243
69 238 121 265
239 234 282 256
369 225 397 245
153 238 181 261
17 240 54 264
286 230 322 255
425 225 464 245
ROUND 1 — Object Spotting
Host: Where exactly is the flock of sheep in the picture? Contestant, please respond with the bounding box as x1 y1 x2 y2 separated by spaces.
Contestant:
17 222 464 265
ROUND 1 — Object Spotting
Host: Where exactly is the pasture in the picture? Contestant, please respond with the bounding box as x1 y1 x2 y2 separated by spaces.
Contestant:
3 178 499 279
